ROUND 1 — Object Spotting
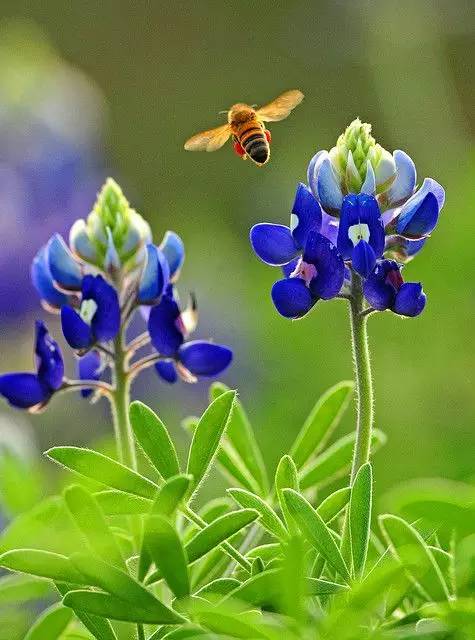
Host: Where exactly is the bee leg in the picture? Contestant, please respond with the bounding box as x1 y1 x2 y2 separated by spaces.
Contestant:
233 140 247 158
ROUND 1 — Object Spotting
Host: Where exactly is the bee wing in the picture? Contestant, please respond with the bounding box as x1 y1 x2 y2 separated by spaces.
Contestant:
256 89 304 122
184 123 231 152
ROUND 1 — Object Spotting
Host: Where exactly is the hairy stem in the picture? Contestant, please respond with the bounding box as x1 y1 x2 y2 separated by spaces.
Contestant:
348 271 374 481
111 331 137 469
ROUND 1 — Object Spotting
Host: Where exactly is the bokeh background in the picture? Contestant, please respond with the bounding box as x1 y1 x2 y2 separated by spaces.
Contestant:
0 0 474 539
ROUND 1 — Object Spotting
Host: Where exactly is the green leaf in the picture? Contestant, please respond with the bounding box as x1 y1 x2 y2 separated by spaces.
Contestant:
280 535 306 622
64 485 125 569
94 490 152 515
144 515 190 598
0 549 85 583
186 390 236 495
195 578 241 600
316 487 351 523
282 489 350 583
63 589 184 624
228 489 287 540
211 382 268 495
46 447 159 499
379 514 450 602
159 627 210 639
24 603 73 640
55 582 117 640
300 429 386 490
275 455 299 533
185 508 259 565
129 401 180 480
290 381 354 468
247 543 282 563
0 574 52 604
349 463 373 578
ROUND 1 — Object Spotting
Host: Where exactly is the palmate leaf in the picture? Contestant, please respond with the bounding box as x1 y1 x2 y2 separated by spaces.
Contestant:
227 488 287 540
379 514 450 602
129 401 181 480
46 447 159 499
349 463 373 578
282 489 351 583
24 603 73 640
299 429 386 490
186 390 236 496
290 380 354 469
0 549 85 584
64 485 125 569
144 515 190 598
210 382 269 496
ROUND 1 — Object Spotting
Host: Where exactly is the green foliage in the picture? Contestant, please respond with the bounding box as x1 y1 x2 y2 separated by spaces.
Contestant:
1 381 472 639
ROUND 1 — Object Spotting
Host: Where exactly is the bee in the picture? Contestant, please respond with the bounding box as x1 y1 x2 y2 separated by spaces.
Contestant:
184 89 304 166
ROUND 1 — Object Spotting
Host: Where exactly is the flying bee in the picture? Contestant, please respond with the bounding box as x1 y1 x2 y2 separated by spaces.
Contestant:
184 89 304 166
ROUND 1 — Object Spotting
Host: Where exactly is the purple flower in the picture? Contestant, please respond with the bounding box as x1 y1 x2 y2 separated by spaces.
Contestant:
77 350 103 399
148 291 232 383
363 260 426 317
0 321 64 410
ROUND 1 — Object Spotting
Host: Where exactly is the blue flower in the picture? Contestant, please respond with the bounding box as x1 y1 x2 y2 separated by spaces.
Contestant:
250 183 323 265
395 178 445 239
271 230 345 319
160 231 185 282
0 321 64 410
337 194 385 278
148 291 232 383
77 350 103 398
138 244 170 305
61 275 121 350
363 260 426 317
31 246 71 311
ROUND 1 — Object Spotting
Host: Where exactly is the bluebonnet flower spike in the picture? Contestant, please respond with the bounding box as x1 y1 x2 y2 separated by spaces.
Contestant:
0 321 64 410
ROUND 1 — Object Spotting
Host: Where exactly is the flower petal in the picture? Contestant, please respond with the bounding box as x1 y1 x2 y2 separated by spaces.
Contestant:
271 278 315 319
47 234 83 291
337 193 385 259
138 244 170 305
35 321 64 390
250 223 299 266
384 235 426 263
320 212 339 246
386 150 416 205
61 306 93 350
290 183 323 249
282 257 300 278
393 282 426 317
0 373 50 409
83 275 121 343
307 150 327 196
360 161 376 195
352 240 376 278
31 247 69 310
363 263 396 310
69 219 99 263
303 231 345 299
178 341 233 377
155 360 178 384
148 295 183 357
317 157 343 214
78 350 102 398
396 191 439 239
160 231 185 281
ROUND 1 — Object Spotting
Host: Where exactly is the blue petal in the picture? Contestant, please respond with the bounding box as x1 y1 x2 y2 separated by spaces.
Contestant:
35 321 64 390
155 360 178 384
320 212 339 246
307 150 327 195
138 245 170 304
360 161 376 195
83 275 121 343
160 231 185 281
47 234 82 291
337 194 384 260
104 229 121 271
384 235 426 263
61 306 93 350
148 295 183 357
363 262 396 310
387 150 416 205
271 278 316 319
31 247 69 309
178 341 233 377
393 282 426 317
396 192 439 239
250 224 299 266
78 350 102 398
0 373 50 409
316 157 343 214
303 231 345 299
352 240 376 278
290 183 322 249
282 257 300 278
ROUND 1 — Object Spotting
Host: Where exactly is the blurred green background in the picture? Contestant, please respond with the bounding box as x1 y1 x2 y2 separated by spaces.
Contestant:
0 0 474 504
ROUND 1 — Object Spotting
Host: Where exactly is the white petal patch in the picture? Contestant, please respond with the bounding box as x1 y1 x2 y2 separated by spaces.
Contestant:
80 299 98 325
290 213 299 233
348 223 370 247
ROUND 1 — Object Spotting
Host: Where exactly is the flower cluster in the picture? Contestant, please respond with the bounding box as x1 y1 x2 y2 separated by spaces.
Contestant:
0 179 232 411
250 119 444 318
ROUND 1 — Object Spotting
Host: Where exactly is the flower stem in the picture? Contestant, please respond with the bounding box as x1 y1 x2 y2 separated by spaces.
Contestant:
111 331 137 469
348 271 374 482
